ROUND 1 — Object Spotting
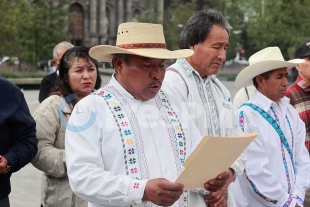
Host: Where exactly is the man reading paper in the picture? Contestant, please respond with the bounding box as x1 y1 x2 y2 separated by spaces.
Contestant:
65 22 231 207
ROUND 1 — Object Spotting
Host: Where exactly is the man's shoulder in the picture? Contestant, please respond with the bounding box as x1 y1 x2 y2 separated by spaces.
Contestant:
211 77 231 96
287 82 298 91
285 82 299 98
237 101 261 113
42 72 57 82
0 76 22 95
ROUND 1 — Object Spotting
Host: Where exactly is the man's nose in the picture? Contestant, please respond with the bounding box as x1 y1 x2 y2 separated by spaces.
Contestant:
151 66 162 79
218 48 227 61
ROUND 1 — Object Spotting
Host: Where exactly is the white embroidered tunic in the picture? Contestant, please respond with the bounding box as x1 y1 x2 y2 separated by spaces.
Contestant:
234 91 310 207
65 76 206 207
162 58 246 207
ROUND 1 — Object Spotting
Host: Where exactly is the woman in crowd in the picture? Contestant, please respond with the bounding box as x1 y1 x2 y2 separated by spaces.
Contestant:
32 46 102 207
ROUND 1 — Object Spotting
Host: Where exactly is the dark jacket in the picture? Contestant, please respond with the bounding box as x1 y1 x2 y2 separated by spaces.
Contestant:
39 72 57 103
0 76 38 199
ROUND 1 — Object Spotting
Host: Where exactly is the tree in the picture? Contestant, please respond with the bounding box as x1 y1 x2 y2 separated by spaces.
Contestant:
0 0 25 65
243 0 310 59
0 0 70 70
137 0 249 61
164 0 197 51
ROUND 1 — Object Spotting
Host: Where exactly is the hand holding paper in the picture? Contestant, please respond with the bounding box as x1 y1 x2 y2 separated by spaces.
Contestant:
143 178 184 206
175 133 258 190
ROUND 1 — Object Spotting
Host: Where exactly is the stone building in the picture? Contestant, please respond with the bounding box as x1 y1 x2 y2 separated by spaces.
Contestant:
68 0 164 48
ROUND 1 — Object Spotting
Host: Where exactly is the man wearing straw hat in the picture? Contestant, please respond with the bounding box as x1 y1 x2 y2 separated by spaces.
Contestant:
65 22 231 207
161 10 246 207
233 46 310 207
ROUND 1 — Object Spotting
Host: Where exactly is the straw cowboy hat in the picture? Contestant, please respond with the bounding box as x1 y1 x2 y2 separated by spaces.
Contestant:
235 47 304 89
89 22 193 62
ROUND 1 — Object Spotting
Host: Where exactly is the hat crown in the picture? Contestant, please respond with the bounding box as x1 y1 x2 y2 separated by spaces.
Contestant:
116 22 166 45
249 47 284 65
295 40 310 58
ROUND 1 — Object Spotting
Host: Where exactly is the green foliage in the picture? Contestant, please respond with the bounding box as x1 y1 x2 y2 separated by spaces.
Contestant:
164 0 197 50
137 0 196 51
0 0 70 70
137 0 249 61
244 0 310 59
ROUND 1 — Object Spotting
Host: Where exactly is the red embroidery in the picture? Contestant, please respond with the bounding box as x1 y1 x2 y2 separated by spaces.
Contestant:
98 91 105 96
116 43 167 49
183 196 188 202
180 150 184 155
130 167 138 174
121 121 129 127
168 111 173 116
133 182 140 189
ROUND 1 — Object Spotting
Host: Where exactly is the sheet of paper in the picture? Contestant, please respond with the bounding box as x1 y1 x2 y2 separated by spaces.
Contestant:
175 132 258 190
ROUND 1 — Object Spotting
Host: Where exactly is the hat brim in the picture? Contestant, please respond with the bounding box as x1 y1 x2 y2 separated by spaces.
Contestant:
89 45 194 62
235 59 304 89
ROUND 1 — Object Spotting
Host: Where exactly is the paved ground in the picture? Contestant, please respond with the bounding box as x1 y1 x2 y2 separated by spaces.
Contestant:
9 74 238 207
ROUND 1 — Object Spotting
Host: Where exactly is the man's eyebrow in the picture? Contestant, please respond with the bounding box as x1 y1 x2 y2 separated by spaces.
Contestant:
141 57 164 61
276 72 288 76
211 42 229 46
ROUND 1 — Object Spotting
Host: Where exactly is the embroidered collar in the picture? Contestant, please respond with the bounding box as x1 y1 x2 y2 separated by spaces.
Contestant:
296 75 310 92
176 58 217 81
253 91 290 113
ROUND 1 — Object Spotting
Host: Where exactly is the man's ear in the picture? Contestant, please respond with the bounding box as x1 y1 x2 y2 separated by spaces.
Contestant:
112 57 124 74
51 59 57 67
296 64 302 72
256 75 264 88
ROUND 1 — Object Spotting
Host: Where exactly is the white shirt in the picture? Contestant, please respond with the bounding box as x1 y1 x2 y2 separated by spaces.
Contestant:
232 85 256 111
65 75 206 207
234 91 310 207
161 58 246 207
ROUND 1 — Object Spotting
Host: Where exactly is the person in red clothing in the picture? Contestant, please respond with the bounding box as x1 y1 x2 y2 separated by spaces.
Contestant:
285 39 310 207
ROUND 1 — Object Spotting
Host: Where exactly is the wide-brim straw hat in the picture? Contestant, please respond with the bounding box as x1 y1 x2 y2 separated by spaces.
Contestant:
89 22 193 62
235 47 304 89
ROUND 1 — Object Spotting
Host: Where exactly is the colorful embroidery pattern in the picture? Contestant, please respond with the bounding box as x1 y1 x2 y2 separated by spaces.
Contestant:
239 111 245 132
242 103 295 172
155 90 187 174
94 87 189 206
155 90 189 207
241 103 296 204
292 194 304 206
270 107 294 193
283 196 293 207
243 170 278 204
95 87 149 181
282 194 304 207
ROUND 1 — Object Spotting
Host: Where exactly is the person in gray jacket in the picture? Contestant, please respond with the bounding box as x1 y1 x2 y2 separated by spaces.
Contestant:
31 46 102 207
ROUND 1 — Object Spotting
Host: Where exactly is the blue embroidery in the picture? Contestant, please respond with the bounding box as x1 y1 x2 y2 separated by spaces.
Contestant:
241 103 295 173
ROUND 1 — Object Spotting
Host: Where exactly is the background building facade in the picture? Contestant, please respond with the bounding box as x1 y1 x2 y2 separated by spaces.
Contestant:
69 0 164 47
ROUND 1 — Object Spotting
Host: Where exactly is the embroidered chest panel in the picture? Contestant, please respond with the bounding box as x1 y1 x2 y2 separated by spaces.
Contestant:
94 87 189 206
